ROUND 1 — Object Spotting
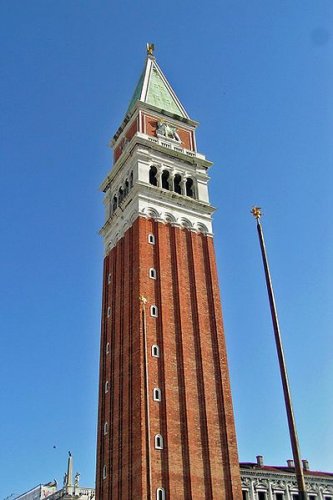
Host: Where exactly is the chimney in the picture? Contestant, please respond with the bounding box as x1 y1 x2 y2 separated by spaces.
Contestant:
287 459 295 468
256 455 264 466
302 460 310 471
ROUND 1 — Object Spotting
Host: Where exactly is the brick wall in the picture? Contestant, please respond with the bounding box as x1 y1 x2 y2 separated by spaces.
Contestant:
96 217 242 499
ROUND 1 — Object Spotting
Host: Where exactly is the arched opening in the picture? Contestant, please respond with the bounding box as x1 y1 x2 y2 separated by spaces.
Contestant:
186 178 194 198
174 174 182 194
149 166 158 186
124 179 129 197
152 345 160 357
148 233 155 245
150 305 158 318
156 488 165 500
118 186 124 204
130 171 133 188
112 195 118 212
155 434 163 449
153 388 161 401
149 268 157 279
161 170 170 190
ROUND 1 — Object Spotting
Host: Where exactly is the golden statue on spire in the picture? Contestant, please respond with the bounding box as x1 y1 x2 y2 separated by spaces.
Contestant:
251 206 262 219
139 295 147 305
146 43 155 56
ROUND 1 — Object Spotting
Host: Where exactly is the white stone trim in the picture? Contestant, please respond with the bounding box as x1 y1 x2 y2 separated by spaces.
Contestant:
100 184 215 253
101 121 215 254
141 58 153 103
240 468 333 500
100 133 212 193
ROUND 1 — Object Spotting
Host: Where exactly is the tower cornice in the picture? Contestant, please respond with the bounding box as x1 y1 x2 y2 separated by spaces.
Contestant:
99 180 215 253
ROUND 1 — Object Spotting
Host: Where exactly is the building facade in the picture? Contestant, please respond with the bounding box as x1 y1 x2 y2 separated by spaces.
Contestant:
15 483 57 500
95 47 242 499
14 458 333 500
241 458 333 500
15 454 95 500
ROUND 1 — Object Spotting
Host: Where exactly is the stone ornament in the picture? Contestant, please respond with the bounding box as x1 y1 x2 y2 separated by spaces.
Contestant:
156 121 181 143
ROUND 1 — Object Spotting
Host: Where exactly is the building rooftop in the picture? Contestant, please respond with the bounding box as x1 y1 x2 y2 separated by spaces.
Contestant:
240 460 333 479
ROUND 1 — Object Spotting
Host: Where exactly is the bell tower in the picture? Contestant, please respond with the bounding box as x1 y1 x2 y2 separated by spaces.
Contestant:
96 45 242 499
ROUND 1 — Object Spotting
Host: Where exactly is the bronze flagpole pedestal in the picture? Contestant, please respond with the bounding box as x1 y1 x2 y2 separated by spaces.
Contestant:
251 207 307 500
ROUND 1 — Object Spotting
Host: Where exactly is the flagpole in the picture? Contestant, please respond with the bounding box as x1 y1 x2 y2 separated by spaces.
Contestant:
251 207 307 500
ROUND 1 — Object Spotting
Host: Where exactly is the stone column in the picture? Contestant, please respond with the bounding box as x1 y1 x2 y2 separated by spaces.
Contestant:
180 177 186 195
168 171 175 191
156 167 162 188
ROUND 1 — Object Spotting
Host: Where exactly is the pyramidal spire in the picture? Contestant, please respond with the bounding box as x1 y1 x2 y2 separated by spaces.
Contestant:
126 43 189 118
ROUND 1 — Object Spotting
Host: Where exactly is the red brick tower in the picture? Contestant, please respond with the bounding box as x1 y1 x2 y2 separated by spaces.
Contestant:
96 46 242 499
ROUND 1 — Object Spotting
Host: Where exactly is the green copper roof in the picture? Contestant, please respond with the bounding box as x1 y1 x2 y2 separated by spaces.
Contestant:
126 57 188 118
127 69 145 115
146 66 185 116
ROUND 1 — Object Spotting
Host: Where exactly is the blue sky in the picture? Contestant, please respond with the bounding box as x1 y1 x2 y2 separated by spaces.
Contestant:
1 1 332 496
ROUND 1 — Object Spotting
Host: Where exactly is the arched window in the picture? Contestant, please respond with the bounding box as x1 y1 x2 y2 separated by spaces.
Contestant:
150 305 158 318
257 492 267 500
186 178 194 198
153 388 161 401
149 268 157 279
174 174 182 194
112 195 118 212
161 170 170 190
149 166 158 186
130 171 133 188
156 488 165 500
103 465 107 479
106 342 110 354
152 345 160 357
155 434 163 449
107 273 112 284
124 179 129 197
148 233 155 245
118 186 124 204
105 381 109 393
104 422 108 435
107 306 111 318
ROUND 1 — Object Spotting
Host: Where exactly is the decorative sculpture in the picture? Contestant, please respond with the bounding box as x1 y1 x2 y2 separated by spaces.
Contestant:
74 472 80 486
146 43 154 56
156 121 181 142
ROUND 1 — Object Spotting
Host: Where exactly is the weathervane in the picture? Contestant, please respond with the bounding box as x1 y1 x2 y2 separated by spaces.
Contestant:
146 43 155 56
251 206 262 220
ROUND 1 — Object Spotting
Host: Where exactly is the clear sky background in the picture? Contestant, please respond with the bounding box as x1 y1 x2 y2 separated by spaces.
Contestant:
1 1 332 497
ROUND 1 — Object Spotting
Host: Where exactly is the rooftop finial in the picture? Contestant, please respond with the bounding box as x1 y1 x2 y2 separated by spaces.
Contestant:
146 43 155 57
251 206 262 220
139 295 147 305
